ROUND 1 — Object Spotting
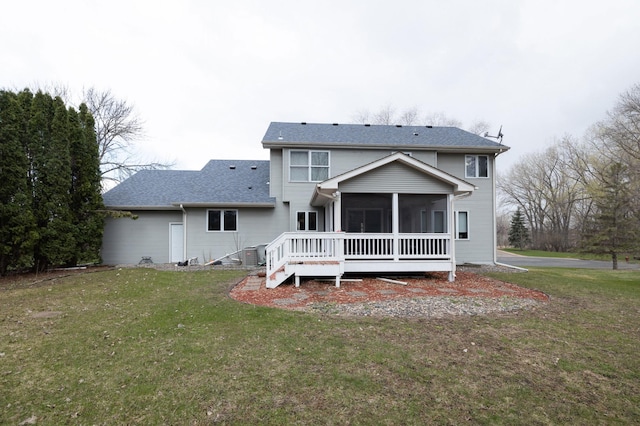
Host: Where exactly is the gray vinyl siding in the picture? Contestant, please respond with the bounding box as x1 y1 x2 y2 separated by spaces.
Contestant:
269 149 283 199
438 153 496 264
102 147 497 265
101 210 182 265
339 162 452 194
281 148 437 202
102 207 291 265
328 149 437 176
280 148 438 232
183 207 287 261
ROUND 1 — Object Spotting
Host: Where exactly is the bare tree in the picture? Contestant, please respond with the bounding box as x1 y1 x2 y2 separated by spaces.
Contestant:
82 87 173 187
351 105 487 133
594 84 640 219
599 83 640 162
422 111 462 128
573 84 640 265
498 151 549 248
467 120 492 136
372 104 396 125
9 84 173 188
351 109 372 125
398 106 420 125
495 210 511 247
498 138 584 251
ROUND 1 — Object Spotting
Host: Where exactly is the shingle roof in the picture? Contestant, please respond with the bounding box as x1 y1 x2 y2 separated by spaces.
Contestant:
262 122 509 151
102 160 274 208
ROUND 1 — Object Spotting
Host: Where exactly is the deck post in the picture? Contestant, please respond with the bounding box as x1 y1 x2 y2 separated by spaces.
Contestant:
448 193 456 282
333 192 342 231
392 193 399 261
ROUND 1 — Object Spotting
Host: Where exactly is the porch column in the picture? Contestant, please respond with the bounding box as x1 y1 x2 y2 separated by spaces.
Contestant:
325 203 333 232
392 193 399 261
333 192 342 232
448 193 456 281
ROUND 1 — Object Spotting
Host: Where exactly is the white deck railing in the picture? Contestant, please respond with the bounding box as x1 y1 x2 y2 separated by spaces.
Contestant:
266 232 451 283
344 233 450 259
265 232 345 281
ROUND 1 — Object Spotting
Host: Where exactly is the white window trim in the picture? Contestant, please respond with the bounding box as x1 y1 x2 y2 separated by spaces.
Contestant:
296 211 318 231
455 210 469 240
465 155 489 178
206 209 238 232
289 150 330 182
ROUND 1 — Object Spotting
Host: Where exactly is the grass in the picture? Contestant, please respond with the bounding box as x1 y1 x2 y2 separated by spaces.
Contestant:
1 266 639 424
499 248 627 261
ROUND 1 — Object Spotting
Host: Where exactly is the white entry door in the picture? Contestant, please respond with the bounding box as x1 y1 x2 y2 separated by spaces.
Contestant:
170 223 184 262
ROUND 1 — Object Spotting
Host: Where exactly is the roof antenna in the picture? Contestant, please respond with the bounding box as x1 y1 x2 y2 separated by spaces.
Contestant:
484 125 503 144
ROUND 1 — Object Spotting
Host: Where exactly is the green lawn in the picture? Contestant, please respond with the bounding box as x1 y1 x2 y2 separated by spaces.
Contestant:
1 267 639 424
499 248 627 261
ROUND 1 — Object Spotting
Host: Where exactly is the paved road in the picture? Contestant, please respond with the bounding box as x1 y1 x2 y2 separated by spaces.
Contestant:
496 250 640 270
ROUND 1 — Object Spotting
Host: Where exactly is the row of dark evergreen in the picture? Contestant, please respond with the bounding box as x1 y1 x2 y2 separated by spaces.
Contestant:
0 90 104 275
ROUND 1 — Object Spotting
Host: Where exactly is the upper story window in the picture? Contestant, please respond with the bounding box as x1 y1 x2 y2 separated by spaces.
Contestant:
207 209 238 232
465 155 489 178
290 150 329 182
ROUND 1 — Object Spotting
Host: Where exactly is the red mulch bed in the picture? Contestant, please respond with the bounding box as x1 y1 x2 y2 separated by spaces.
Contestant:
230 271 549 310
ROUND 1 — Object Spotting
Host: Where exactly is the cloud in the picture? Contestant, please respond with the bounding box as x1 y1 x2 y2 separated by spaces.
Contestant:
2 0 640 171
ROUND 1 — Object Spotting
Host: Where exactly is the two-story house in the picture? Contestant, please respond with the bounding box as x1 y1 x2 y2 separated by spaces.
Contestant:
101 122 509 288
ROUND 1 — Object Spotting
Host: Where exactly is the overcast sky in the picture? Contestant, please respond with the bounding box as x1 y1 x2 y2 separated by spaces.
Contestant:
2 0 640 174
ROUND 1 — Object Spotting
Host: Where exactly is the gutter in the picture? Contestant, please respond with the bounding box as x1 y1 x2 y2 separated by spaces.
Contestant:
263 142 510 154
104 205 181 211
454 190 475 200
311 186 339 206
172 202 275 208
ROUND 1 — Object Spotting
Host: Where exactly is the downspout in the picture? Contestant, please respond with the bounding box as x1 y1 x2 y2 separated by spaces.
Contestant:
492 150 503 265
493 153 498 265
180 204 187 260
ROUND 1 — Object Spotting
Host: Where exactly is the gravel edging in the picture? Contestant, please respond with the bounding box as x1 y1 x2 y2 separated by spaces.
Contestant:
305 295 543 318
303 264 540 318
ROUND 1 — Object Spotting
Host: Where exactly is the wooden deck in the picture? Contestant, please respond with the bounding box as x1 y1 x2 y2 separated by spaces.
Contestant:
265 232 454 288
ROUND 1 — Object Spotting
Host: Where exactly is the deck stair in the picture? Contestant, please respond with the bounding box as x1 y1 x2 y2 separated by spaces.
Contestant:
266 232 345 288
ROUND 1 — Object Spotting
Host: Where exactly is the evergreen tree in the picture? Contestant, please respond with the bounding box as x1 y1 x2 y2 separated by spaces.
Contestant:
508 208 530 250
0 91 38 274
581 161 638 269
35 96 76 269
69 104 104 264
0 89 103 273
